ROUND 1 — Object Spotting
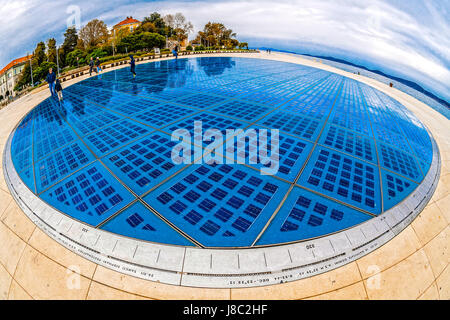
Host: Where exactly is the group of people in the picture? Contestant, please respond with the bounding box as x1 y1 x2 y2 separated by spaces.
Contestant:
89 57 103 76
46 68 63 101
46 47 185 99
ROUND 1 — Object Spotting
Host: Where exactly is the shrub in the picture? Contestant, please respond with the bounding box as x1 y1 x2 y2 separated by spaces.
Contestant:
89 48 108 60
66 49 87 67
186 45 193 51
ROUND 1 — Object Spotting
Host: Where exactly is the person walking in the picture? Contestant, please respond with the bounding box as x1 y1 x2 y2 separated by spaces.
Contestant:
95 57 102 74
46 68 56 96
172 46 178 60
129 55 136 78
55 78 63 101
89 57 95 76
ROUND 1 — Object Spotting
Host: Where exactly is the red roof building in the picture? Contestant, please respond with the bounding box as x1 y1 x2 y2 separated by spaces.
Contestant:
0 54 32 77
0 54 32 99
113 16 140 33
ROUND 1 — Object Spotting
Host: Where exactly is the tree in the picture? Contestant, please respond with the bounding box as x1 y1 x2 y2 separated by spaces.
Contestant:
61 27 78 66
195 22 237 47
15 42 46 90
47 38 57 63
15 61 32 90
66 49 87 67
163 13 193 43
62 27 78 52
79 19 109 50
34 42 47 65
136 22 157 33
117 32 165 53
33 61 56 82
89 48 108 60
142 12 167 35
141 32 166 49
239 42 249 50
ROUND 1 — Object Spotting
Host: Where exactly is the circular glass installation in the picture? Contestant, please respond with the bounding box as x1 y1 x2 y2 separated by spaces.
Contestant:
9 57 434 248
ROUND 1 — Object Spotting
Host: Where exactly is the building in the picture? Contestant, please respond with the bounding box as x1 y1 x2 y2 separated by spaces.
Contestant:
113 16 141 33
0 54 32 100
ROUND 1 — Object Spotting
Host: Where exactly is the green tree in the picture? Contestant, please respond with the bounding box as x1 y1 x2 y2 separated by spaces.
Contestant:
33 61 57 82
195 22 237 47
34 42 47 65
142 32 166 49
61 27 79 66
89 48 108 60
47 38 57 63
15 42 46 90
117 32 165 53
239 42 249 49
142 12 167 35
14 61 32 90
66 49 87 67
62 27 78 52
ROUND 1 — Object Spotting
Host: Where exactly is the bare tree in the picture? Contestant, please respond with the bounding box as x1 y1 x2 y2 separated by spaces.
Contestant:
164 13 193 43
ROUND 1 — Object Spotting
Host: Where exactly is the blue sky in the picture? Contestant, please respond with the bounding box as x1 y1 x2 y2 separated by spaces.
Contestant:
0 0 448 101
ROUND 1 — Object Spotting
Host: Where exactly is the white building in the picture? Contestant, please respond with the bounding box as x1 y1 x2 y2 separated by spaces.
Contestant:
0 55 32 101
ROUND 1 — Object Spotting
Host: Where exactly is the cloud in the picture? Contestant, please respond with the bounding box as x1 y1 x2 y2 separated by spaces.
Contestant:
0 0 448 100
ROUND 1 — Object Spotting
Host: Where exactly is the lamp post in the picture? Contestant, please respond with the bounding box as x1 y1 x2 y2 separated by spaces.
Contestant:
113 28 116 57
29 53 34 87
56 45 60 77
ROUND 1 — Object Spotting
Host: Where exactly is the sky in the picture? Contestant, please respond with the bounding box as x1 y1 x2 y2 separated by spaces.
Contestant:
0 0 448 101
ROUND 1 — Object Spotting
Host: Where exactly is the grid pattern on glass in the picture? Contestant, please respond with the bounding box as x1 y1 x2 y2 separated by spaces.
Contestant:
280 74 342 119
34 140 95 194
298 147 381 214
256 186 371 245
143 163 290 247
360 82 431 173
237 85 300 106
11 112 33 173
164 112 248 149
381 169 419 211
257 111 322 141
271 70 329 92
319 123 377 164
101 202 194 246
102 132 189 196
330 79 372 137
218 126 314 182
133 103 197 128
174 93 228 109
12 146 33 174
40 162 135 226
62 98 124 137
18 166 35 193
84 119 152 157
210 100 272 122
33 101 78 162
378 142 423 182
9 57 435 248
